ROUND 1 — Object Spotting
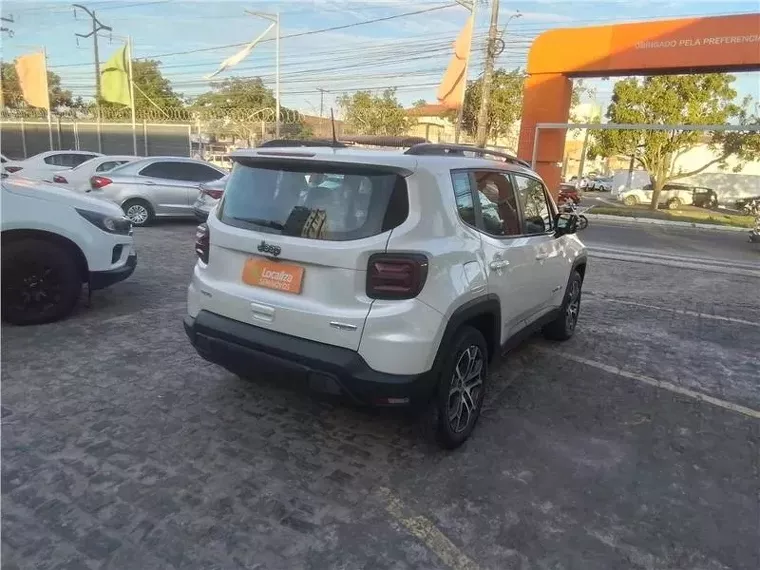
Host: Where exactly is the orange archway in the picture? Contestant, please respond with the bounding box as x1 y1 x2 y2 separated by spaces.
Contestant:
516 13 760 193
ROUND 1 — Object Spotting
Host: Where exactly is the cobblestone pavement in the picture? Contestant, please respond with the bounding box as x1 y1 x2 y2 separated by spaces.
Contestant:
2 222 759 570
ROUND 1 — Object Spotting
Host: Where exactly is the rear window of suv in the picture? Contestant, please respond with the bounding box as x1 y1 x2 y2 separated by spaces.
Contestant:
217 160 408 241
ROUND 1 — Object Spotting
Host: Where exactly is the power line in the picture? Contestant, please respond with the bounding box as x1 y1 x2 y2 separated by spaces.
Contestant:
97 3 461 61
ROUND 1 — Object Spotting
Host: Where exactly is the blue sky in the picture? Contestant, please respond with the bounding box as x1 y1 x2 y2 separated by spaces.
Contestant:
1 0 759 116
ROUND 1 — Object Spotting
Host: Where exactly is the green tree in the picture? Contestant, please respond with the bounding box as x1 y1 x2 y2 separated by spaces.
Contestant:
337 88 413 136
457 70 590 144
194 77 275 116
587 74 760 210
412 98 427 108
193 77 308 144
1 62 78 111
458 68 524 142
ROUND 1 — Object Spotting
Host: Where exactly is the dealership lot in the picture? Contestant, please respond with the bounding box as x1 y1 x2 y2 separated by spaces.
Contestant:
2 223 758 570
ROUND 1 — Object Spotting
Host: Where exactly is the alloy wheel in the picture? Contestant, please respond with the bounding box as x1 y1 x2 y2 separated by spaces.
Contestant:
126 204 149 225
565 280 581 331
4 261 63 316
447 345 484 434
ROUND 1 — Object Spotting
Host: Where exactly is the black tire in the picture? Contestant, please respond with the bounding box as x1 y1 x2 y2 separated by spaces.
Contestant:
1 239 82 326
122 199 154 227
667 198 682 210
542 270 583 341
578 215 589 230
423 326 489 450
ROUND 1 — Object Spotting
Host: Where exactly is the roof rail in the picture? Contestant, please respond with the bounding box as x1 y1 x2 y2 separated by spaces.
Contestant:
404 143 531 168
258 138 347 148
340 135 429 148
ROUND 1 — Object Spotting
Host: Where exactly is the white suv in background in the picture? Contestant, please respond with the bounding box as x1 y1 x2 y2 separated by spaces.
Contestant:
2 176 136 325
184 142 587 448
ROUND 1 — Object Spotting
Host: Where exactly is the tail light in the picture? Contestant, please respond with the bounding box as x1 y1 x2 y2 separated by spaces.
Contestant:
53 175 68 184
201 187 224 200
366 253 428 300
90 175 112 189
195 223 209 263
4 166 22 173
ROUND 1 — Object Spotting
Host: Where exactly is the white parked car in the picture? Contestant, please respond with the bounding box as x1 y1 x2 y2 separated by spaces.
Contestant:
51 155 141 193
184 142 587 448
3 150 103 181
618 183 694 209
1 176 136 325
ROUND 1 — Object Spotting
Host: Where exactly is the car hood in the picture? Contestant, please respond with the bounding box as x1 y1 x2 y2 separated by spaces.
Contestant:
2 177 125 217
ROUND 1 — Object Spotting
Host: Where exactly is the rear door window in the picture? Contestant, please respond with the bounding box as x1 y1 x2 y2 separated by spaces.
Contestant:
95 160 129 172
71 154 99 166
46 153 97 167
218 161 408 241
182 163 225 182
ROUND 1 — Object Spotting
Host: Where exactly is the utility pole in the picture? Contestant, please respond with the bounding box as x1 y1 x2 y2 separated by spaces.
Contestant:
72 4 112 112
475 0 499 147
317 88 328 118
475 3 521 147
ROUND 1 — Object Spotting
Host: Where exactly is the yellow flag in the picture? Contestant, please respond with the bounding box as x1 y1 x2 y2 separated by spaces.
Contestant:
436 16 474 110
15 52 49 110
101 45 132 106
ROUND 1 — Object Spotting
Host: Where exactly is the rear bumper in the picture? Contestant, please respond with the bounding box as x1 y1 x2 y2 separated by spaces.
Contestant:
89 252 137 290
184 310 436 407
192 207 209 222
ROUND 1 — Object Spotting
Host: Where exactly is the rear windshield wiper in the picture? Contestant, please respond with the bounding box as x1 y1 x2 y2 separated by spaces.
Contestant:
228 216 285 230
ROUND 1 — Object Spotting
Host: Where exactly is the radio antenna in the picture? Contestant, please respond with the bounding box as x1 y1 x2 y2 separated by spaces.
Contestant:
330 108 337 146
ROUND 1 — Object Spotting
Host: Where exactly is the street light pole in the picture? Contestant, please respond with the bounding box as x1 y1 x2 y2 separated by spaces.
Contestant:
246 10 281 138
275 11 280 137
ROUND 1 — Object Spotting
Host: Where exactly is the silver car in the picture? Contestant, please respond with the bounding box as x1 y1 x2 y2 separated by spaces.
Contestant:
192 174 229 221
89 156 227 226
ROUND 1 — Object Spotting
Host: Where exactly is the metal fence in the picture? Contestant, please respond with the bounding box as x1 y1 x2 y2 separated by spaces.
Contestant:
0 119 192 159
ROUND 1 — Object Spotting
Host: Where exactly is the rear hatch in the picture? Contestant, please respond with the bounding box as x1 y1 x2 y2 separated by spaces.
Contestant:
201 156 410 351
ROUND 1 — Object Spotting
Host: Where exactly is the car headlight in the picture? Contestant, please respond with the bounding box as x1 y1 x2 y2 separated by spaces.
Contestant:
76 208 132 235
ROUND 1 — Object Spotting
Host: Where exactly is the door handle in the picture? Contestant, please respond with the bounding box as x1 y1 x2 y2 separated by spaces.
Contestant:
535 252 549 261
489 260 509 270
143 180 156 186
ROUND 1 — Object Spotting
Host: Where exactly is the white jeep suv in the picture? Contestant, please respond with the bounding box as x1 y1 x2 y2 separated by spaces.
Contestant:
184 142 587 448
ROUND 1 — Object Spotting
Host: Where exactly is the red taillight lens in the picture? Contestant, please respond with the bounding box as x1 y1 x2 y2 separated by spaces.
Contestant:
195 223 209 264
366 253 428 300
202 188 224 200
90 175 112 189
53 175 68 184
4 166 22 173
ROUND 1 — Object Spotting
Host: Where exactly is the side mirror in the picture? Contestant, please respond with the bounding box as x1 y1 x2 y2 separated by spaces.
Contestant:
554 212 578 237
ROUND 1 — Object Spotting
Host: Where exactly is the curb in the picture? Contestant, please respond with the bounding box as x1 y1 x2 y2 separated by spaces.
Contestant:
585 213 749 233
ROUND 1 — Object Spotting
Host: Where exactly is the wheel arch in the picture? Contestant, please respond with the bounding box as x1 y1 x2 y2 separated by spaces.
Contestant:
1 229 88 282
572 255 588 282
120 195 155 211
435 295 501 369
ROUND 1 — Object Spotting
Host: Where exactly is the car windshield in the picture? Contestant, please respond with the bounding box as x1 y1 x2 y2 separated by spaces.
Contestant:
218 161 407 241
